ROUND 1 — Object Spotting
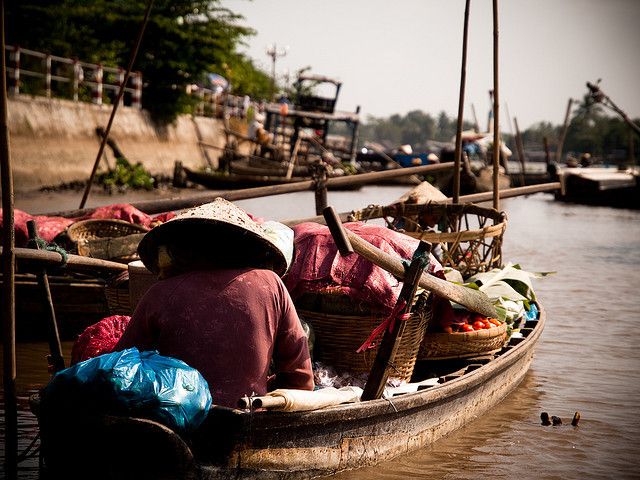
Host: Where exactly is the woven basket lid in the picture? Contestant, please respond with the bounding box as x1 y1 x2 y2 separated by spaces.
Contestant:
138 198 291 276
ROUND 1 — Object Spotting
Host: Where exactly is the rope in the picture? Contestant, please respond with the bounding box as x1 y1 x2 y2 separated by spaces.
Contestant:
356 299 409 353
26 236 68 265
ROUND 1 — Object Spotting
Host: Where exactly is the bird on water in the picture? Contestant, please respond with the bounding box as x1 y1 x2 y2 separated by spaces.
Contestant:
540 412 580 427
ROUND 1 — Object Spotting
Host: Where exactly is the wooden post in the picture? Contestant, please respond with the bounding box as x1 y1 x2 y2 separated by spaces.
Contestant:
0 2 18 477
348 106 361 163
44 54 51 98
361 241 431 401
8 44 18 95
543 136 551 166
471 103 480 133
92 64 103 106
453 0 471 204
491 0 501 211
79 0 154 209
514 117 526 187
26 221 65 373
556 98 574 164
72 59 80 102
313 164 328 215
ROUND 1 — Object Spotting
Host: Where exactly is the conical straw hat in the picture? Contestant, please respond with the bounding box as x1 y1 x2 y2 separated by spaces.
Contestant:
138 198 291 276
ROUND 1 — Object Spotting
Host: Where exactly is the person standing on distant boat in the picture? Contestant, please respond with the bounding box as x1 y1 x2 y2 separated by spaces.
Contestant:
115 198 314 408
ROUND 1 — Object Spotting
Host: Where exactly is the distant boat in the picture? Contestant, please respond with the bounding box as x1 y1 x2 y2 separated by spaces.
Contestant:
555 166 639 209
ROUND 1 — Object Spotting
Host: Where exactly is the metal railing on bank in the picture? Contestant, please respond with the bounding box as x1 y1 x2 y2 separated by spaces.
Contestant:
5 45 142 108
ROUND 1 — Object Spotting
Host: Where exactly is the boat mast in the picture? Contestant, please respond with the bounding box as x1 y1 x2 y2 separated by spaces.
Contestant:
492 0 501 210
0 0 18 476
452 0 471 204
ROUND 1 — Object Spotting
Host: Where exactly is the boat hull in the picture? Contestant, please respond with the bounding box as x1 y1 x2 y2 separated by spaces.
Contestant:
37 307 544 479
183 167 361 192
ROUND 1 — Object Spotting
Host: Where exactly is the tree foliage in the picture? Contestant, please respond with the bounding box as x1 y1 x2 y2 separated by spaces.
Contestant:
358 110 473 149
7 0 272 123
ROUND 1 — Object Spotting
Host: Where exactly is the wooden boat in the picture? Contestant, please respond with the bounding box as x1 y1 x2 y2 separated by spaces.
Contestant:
34 304 545 479
183 165 362 191
555 166 640 209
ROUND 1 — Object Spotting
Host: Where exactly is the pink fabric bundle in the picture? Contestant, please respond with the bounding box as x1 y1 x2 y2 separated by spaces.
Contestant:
71 315 132 365
284 222 442 314
1 204 176 247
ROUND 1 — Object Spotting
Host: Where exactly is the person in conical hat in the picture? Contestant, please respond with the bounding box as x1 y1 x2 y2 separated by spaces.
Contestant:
116 198 314 408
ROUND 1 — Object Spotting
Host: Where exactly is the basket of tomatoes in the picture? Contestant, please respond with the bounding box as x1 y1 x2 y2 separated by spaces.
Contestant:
419 300 508 360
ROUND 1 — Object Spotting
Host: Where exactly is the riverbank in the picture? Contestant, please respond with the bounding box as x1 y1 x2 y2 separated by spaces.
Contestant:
7 95 225 192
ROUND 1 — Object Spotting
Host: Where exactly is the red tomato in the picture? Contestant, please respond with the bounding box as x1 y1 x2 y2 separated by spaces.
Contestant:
488 318 501 327
482 320 492 329
472 320 485 331
462 323 475 333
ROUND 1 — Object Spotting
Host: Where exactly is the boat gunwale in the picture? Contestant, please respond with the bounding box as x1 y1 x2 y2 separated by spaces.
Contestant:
208 303 545 424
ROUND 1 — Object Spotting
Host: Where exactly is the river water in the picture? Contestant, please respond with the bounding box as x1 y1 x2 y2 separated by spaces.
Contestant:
2 186 640 479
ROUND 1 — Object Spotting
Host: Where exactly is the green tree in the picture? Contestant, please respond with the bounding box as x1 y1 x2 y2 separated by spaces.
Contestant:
7 0 272 123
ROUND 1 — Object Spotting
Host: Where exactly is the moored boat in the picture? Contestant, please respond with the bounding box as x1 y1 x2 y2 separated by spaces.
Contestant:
183 165 362 191
34 303 544 479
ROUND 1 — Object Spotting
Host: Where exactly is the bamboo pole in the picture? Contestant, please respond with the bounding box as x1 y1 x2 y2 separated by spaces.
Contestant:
283 182 561 227
453 0 471 204
43 163 456 218
513 117 526 186
471 103 480 133
79 0 154 209
27 221 65 373
491 0 501 211
0 1 18 476
556 98 574 164
1 248 128 273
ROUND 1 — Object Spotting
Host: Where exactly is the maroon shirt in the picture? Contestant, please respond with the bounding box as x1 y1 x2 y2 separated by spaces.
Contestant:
115 268 314 408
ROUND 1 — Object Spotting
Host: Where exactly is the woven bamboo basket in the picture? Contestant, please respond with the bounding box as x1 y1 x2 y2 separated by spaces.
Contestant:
104 271 132 316
419 322 508 360
66 219 149 263
296 292 430 382
348 203 507 278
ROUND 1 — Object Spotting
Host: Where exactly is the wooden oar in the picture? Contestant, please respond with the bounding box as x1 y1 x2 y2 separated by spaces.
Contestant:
322 206 497 318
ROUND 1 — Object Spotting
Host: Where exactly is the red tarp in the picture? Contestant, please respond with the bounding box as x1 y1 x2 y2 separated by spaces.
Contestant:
284 222 442 314
0 203 176 247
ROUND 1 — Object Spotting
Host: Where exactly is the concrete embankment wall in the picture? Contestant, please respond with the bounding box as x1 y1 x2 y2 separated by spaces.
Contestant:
8 95 225 192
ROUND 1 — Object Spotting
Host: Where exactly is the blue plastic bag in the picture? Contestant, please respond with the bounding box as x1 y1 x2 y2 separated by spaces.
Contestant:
42 347 212 433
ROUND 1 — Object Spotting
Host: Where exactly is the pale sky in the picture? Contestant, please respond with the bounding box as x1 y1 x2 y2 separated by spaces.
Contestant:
223 0 640 131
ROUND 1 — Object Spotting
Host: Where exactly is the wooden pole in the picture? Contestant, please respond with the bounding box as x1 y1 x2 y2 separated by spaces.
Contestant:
79 0 154 209
471 103 480 133
556 98 574 164
0 1 18 476
4 247 128 273
43 163 456 218
321 213 497 317
361 241 431 401
453 0 471 204
285 182 561 227
313 164 328 215
513 117 526 187
26 221 65 373
491 0 501 211
543 136 551 167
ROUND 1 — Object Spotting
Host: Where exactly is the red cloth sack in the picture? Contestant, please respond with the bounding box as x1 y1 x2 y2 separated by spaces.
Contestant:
284 222 442 314
71 315 131 365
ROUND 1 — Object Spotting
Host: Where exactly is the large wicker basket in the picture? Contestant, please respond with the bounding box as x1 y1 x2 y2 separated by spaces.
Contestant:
348 203 507 278
296 292 430 382
104 271 132 316
419 322 508 360
66 219 148 263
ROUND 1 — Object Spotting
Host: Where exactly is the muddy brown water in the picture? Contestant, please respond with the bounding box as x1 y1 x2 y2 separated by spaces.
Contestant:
2 186 640 479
